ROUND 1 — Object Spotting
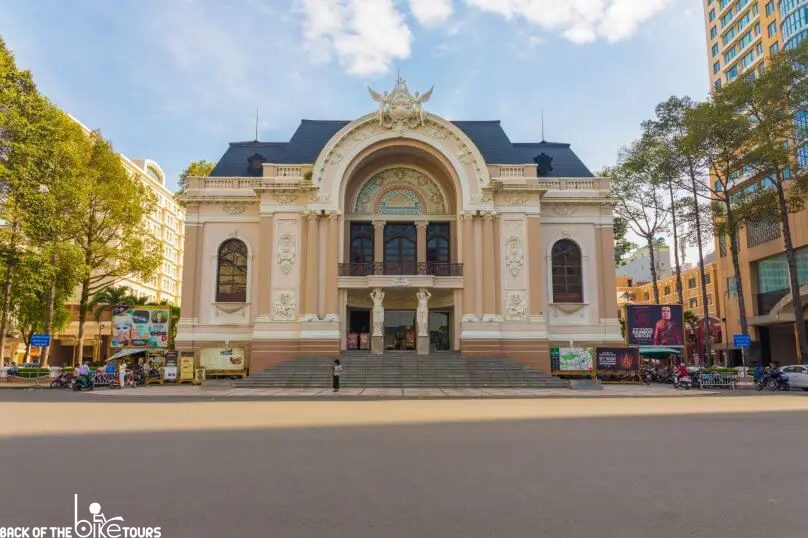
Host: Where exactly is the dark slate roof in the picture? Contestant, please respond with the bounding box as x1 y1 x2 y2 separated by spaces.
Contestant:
209 119 593 178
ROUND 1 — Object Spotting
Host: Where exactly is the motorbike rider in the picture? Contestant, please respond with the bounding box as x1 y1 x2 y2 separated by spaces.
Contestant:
78 361 91 385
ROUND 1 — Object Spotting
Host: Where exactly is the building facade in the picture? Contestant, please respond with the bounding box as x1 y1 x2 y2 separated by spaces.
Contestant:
176 79 622 374
616 239 671 283
703 0 808 365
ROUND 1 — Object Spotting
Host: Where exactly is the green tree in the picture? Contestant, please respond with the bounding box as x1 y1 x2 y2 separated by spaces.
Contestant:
722 40 808 364
72 137 162 365
609 143 670 304
612 216 636 266
684 94 755 352
176 159 215 196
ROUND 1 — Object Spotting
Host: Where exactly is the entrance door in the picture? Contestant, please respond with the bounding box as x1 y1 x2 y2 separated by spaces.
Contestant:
347 309 370 350
429 311 451 351
384 310 416 350
384 223 417 274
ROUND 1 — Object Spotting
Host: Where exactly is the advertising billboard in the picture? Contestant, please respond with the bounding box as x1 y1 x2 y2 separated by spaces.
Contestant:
200 347 246 371
625 304 684 347
595 347 640 371
112 306 170 349
550 347 593 371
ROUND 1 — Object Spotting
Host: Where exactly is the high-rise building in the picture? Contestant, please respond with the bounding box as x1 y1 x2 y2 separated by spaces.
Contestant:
616 239 672 283
702 0 808 365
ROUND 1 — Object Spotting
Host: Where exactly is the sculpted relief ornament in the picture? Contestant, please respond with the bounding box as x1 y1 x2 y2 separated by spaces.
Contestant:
505 293 528 321
272 292 296 321
222 202 246 215
369 76 433 131
505 236 524 277
276 233 296 275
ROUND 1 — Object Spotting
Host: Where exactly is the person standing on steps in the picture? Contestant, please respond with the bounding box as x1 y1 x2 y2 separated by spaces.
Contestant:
332 359 343 392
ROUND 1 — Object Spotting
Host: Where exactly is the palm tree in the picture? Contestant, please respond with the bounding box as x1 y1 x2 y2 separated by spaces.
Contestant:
124 294 149 305
89 286 131 322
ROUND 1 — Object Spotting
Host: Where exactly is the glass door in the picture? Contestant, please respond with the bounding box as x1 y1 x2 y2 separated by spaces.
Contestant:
384 223 417 274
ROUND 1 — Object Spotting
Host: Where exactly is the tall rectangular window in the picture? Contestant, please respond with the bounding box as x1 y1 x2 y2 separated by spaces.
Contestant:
349 222 374 263
765 1 774 15
768 21 777 37
426 223 450 264
709 8 715 21
711 26 718 39
712 43 719 56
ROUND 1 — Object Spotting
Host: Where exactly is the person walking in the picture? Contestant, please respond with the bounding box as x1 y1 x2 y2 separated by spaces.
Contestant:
119 361 127 388
332 359 343 392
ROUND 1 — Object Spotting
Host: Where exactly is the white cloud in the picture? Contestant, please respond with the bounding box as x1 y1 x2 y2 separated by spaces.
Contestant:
298 0 412 76
464 0 670 44
409 0 454 27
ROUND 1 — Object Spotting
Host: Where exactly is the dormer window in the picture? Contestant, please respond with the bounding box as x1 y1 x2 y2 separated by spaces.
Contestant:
533 152 554 177
247 153 265 176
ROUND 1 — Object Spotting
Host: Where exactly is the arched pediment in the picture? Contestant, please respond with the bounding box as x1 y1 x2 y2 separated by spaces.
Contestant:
311 113 490 211
352 166 448 215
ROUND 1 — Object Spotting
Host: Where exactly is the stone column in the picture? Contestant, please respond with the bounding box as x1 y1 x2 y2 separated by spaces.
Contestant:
373 220 385 271
256 213 274 317
180 222 200 320
526 216 544 317
481 212 497 318
318 212 329 318
324 212 341 320
461 213 476 318
303 211 320 318
416 220 429 266
493 214 502 316
599 225 619 318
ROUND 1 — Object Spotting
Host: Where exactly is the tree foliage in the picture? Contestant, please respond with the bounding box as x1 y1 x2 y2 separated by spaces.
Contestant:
177 159 215 196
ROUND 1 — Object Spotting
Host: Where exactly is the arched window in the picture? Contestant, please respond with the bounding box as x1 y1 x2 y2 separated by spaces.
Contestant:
350 223 374 262
551 239 583 303
216 239 248 302
427 223 450 263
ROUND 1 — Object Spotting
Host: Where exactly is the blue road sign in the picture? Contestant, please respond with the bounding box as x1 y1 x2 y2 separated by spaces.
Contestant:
733 334 751 348
30 334 50 347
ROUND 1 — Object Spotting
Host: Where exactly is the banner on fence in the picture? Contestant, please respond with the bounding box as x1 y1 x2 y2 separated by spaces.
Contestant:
551 347 593 371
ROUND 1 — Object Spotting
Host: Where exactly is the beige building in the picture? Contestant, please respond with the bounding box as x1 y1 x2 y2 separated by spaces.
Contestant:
702 0 808 364
176 79 622 375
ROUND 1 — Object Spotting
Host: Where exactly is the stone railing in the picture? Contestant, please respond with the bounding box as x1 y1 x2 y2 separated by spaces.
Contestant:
536 178 598 190
276 166 303 178
202 178 262 189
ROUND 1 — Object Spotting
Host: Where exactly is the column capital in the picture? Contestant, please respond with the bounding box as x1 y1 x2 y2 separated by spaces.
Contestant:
303 210 320 221
482 211 498 221
372 219 386 230
415 220 429 230
460 211 475 221
326 210 342 220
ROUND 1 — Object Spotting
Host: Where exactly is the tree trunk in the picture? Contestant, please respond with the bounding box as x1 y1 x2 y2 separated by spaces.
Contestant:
690 186 712 367
774 179 808 364
0 223 18 367
40 280 56 366
725 199 750 340
74 278 91 367
668 181 684 306
23 336 31 364
647 236 660 304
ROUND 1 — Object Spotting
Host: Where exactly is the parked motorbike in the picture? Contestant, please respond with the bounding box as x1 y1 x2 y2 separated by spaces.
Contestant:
757 370 789 391
49 371 74 389
71 374 94 392
126 368 146 388
639 368 652 385
674 374 693 390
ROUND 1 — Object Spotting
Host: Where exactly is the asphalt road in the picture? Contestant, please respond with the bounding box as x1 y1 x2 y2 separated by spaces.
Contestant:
2 393 808 537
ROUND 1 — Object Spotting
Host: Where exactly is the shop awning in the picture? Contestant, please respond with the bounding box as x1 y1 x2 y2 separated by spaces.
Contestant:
639 347 683 358
106 348 148 361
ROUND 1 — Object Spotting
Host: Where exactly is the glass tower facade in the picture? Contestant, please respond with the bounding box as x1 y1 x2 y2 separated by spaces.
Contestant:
781 0 808 49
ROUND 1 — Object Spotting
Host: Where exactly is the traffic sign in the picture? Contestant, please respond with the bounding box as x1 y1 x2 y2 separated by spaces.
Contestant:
733 334 751 348
30 334 50 347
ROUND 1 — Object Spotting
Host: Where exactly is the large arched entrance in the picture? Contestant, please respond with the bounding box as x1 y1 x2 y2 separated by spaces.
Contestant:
336 141 465 353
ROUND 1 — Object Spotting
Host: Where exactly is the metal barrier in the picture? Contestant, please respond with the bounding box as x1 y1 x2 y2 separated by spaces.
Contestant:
698 372 736 390
93 372 122 387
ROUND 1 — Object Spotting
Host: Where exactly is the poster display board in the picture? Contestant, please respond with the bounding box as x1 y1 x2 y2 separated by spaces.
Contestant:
178 353 195 383
200 347 246 371
595 347 640 371
550 347 593 371
625 304 684 347
112 306 170 348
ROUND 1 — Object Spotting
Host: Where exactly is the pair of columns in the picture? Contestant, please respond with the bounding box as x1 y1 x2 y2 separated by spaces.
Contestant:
460 211 501 319
371 220 430 263
301 211 341 320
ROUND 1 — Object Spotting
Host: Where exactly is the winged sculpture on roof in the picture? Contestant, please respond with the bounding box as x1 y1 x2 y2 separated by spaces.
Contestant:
369 76 433 130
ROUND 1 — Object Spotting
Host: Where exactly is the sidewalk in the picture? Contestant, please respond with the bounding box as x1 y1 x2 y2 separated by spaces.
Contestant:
82 384 735 399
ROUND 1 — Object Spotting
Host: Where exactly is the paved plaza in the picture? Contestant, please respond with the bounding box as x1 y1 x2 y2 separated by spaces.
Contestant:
2 392 808 537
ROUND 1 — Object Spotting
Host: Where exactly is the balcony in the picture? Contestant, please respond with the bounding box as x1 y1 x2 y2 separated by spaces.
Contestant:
338 262 463 277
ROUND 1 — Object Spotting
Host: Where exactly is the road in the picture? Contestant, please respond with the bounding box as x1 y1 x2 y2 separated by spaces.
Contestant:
1 392 807 537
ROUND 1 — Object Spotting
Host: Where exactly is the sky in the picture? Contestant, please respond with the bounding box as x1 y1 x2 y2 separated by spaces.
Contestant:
1 0 711 258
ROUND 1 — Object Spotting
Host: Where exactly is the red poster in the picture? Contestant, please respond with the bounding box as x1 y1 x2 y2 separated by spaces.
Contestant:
359 333 369 350
347 333 359 350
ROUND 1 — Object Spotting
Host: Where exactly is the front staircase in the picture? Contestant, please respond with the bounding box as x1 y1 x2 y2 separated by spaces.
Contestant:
235 351 568 388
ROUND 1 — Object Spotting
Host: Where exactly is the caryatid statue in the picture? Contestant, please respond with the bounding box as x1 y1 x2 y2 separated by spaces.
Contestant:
370 288 385 337
416 289 431 337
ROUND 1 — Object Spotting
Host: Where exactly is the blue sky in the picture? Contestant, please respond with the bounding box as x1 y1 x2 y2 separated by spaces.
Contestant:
1 0 709 196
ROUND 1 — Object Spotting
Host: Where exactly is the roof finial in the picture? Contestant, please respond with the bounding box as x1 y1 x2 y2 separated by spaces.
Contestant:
540 108 545 142
254 106 260 142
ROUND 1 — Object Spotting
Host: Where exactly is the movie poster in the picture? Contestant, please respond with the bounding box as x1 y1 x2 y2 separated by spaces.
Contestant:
111 306 170 348
625 304 684 347
596 347 640 371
